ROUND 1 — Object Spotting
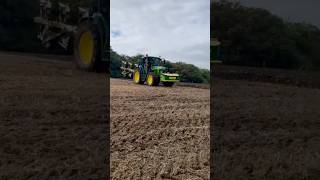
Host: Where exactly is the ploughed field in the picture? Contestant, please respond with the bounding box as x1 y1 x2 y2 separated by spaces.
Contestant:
111 79 210 179
0 52 108 179
213 65 320 180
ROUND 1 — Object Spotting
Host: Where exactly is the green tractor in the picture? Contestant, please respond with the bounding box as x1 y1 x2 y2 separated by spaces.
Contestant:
129 55 179 87
34 0 109 72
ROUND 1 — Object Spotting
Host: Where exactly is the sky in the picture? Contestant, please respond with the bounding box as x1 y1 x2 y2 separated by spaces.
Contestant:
111 0 210 69
229 0 320 28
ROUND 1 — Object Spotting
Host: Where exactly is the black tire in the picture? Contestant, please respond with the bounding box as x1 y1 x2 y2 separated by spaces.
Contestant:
95 60 108 73
163 82 174 87
73 20 102 72
154 77 160 86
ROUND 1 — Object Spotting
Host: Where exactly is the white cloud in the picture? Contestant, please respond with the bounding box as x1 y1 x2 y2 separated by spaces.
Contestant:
111 0 210 69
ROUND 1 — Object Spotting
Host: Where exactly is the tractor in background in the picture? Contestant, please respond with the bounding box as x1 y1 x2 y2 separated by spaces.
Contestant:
211 38 222 71
211 38 222 64
211 38 222 84
121 55 180 87
34 0 109 72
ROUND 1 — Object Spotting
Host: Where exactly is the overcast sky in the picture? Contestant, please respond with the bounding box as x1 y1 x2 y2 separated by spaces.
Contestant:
229 0 320 28
111 0 210 69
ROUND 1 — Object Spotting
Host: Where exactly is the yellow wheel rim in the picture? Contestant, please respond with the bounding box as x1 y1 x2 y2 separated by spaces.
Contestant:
134 71 140 83
79 31 94 65
147 74 153 86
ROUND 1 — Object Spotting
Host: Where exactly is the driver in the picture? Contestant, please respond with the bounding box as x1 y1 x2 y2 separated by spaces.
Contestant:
145 54 152 73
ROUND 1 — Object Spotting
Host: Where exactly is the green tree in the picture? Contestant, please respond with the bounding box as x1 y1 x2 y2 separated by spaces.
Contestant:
110 48 122 77
211 0 320 70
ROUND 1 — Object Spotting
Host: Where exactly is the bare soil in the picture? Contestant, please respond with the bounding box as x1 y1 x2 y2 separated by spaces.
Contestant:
111 79 210 179
0 52 108 180
212 65 320 180
3 52 317 180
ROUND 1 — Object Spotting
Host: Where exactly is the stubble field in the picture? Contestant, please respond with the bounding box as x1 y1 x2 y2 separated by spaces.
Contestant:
111 79 210 179
3 52 317 179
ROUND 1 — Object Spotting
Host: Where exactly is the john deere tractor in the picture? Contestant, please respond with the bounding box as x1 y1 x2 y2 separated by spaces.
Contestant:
34 0 108 72
131 55 180 87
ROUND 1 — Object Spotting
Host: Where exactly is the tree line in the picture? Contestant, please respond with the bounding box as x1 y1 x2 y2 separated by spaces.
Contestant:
211 0 320 70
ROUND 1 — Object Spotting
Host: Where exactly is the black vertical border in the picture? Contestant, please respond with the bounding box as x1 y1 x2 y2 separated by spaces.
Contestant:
210 1 213 178
102 0 110 178
98 0 110 178
210 1 220 179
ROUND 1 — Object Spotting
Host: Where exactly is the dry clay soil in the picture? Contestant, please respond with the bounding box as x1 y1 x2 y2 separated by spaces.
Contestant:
0 53 108 180
111 79 210 179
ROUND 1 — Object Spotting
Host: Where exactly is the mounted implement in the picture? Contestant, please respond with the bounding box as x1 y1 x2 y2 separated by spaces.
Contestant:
34 0 108 72
121 55 180 87
120 60 135 79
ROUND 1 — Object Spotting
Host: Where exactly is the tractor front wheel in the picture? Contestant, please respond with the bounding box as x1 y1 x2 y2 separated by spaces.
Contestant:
146 73 160 86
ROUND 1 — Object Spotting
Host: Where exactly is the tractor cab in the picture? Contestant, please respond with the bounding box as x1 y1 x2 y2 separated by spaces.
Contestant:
140 56 164 73
133 55 180 87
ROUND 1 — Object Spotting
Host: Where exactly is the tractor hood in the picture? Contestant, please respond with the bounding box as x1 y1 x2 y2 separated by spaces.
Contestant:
151 66 166 70
162 73 179 76
152 66 179 76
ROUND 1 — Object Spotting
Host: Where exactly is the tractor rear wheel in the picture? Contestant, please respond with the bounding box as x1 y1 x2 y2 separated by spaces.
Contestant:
133 69 144 84
73 20 102 71
163 82 174 87
146 73 160 86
